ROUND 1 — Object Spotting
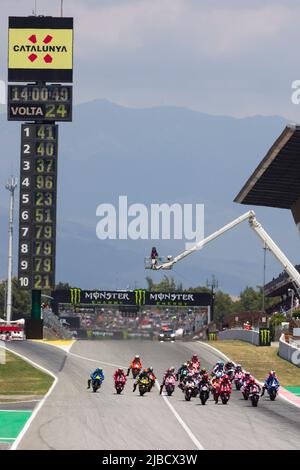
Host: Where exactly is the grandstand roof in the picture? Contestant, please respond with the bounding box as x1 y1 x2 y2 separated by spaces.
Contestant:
234 124 300 208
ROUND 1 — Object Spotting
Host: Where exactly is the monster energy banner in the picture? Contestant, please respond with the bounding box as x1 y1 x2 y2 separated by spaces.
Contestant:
52 289 211 307
259 328 271 346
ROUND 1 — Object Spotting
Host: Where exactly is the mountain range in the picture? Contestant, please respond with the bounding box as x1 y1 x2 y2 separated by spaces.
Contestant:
0 99 298 295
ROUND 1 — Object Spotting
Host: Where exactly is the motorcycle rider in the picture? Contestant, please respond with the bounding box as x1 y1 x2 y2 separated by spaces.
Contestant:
224 361 235 380
146 366 156 388
183 372 196 391
151 247 159 267
212 361 225 375
114 368 127 385
160 367 176 394
242 372 261 394
127 355 142 376
176 363 188 381
87 367 104 389
190 354 201 370
211 371 222 395
198 372 211 391
261 370 280 397
133 368 149 392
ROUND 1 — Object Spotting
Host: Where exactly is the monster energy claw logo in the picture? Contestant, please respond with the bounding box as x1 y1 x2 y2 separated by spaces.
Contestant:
70 288 81 304
134 289 146 306
259 328 270 345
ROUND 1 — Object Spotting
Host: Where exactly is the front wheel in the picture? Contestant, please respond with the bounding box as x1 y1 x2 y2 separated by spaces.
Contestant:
251 395 259 407
221 396 229 405
269 390 276 401
235 382 241 391
200 392 209 405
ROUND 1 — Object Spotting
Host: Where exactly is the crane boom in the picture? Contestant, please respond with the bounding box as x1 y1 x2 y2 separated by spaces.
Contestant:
154 210 300 295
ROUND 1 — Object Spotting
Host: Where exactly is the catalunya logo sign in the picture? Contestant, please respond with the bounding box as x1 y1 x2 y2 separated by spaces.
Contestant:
8 17 73 83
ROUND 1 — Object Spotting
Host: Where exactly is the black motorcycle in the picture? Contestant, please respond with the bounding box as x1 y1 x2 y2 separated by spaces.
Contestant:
184 382 195 401
199 383 210 405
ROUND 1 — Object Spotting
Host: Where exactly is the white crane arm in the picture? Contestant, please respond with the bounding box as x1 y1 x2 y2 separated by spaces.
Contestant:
155 210 300 294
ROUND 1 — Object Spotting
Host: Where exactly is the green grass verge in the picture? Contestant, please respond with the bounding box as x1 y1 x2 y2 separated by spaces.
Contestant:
212 340 300 387
0 351 53 397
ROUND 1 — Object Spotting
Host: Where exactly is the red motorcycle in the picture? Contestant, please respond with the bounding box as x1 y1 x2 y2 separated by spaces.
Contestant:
219 383 231 404
213 381 231 404
115 377 126 394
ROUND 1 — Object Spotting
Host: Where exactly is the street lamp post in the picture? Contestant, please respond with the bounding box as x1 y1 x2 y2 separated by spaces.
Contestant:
5 177 17 323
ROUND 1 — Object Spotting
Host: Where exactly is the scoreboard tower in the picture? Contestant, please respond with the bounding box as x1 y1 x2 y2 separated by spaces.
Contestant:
7 16 73 336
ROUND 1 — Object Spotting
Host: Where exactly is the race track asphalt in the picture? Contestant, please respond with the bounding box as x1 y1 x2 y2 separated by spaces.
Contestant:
6 340 300 450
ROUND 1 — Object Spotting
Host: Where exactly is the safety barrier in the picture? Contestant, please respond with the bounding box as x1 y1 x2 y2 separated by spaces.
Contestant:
278 334 300 368
217 328 260 345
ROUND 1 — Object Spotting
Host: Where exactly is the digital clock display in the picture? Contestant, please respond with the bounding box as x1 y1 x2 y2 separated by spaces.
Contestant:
18 123 58 289
8 85 72 121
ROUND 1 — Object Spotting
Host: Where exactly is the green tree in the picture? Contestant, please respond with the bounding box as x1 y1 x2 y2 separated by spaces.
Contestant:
145 275 182 292
214 291 235 326
0 278 31 319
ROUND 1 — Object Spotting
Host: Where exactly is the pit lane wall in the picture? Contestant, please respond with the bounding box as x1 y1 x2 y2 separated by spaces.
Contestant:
278 334 300 368
217 328 260 345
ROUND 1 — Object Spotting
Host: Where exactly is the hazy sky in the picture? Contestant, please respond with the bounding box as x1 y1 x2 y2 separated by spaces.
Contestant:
1 0 300 119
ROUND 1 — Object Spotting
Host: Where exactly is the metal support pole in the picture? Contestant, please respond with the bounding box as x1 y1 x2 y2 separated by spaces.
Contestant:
5 177 17 323
31 290 42 320
262 242 267 313
206 275 218 323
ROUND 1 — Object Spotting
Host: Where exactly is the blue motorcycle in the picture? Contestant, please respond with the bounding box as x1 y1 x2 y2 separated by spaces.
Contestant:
92 375 103 393
266 381 279 401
